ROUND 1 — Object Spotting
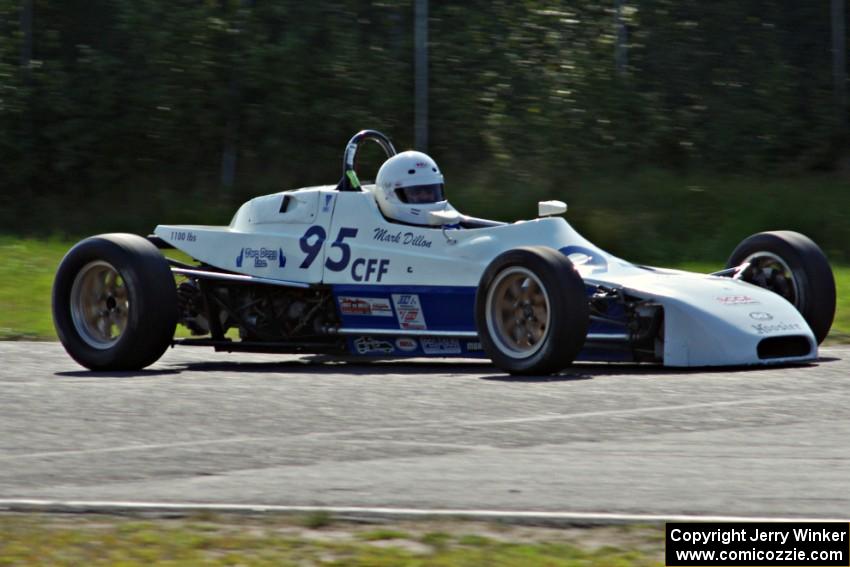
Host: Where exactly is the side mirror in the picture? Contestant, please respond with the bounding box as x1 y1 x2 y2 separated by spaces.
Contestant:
429 209 462 226
538 200 567 217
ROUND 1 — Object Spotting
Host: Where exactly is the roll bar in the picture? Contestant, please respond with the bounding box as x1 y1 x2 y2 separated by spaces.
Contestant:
337 130 397 191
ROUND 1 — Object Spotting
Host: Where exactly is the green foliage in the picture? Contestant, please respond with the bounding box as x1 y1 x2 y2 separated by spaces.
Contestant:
357 528 410 541
0 1 847 236
298 510 333 529
457 533 493 546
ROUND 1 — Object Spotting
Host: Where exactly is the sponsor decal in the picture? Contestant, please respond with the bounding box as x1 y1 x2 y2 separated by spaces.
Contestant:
322 194 334 213
392 294 427 330
716 295 759 306
236 247 286 269
395 338 418 352
372 228 433 248
421 337 461 355
749 311 773 321
338 296 393 317
466 341 483 352
353 337 394 355
752 322 802 335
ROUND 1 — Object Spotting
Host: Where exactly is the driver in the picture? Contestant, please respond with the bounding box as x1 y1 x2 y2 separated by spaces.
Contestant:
373 151 458 226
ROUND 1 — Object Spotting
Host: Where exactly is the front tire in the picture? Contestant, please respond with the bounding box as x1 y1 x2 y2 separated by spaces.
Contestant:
475 247 589 375
52 233 178 370
726 231 835 344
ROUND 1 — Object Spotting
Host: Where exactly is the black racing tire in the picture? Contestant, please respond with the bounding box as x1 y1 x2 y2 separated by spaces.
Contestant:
52 233 178 370
726 231 835 344
475 247 589 375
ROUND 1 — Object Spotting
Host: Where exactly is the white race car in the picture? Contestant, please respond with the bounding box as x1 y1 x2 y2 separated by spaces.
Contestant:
52 130 836 374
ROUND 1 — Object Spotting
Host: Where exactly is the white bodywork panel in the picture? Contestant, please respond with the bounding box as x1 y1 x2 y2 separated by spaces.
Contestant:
157 187 334 284
155 185 818 367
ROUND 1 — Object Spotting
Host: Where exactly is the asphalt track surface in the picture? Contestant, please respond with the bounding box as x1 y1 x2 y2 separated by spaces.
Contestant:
1 342 848 519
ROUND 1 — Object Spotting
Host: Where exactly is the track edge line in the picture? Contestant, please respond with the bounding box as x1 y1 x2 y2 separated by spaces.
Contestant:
0 499 846 525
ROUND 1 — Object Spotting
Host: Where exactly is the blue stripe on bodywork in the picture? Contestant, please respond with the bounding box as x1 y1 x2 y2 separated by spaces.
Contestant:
333 284 477 332
332 283 632 361
346 336 488 358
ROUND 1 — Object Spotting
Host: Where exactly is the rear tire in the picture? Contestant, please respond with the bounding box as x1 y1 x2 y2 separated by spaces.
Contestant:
475 247 589 375
726 231 835 344
52 233 178 370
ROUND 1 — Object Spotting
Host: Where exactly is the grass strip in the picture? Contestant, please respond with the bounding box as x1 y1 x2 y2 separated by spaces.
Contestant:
0 512 663 567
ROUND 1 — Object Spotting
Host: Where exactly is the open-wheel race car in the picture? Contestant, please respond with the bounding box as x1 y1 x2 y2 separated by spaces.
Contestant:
52 130 837 374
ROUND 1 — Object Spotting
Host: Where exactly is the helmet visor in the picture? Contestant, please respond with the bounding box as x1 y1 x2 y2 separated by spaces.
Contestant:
395 184 445 204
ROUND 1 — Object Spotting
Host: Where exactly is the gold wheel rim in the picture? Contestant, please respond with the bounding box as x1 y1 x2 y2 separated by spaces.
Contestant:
485 267 551 359
70 261 130 349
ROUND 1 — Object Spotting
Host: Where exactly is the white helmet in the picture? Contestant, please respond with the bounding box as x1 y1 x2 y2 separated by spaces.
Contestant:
374 151 452 226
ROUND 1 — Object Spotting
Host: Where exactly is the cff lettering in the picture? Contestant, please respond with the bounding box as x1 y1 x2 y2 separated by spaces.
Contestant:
351 258 390 282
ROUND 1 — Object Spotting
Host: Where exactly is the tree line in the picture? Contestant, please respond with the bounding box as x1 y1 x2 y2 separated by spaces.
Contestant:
0 1 846 232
